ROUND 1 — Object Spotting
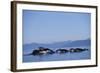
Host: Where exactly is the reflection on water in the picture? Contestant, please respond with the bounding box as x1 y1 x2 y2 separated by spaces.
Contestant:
23 47 91 63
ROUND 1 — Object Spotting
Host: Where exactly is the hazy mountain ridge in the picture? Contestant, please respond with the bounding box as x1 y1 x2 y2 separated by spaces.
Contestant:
23 39 90 50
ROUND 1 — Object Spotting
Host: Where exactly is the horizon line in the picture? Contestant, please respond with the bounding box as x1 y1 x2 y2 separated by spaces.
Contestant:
23 38 90 45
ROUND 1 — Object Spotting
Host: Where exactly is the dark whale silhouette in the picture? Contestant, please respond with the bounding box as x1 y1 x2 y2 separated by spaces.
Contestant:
69 48 88 53
56 49 69 54
31 47 55 55
24 47 88 56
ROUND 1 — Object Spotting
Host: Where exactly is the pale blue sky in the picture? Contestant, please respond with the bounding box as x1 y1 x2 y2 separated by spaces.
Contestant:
23 10 91 44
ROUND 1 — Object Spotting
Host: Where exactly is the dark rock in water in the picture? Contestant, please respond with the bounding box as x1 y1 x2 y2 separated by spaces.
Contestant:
56 49 68 54
31 47 55 55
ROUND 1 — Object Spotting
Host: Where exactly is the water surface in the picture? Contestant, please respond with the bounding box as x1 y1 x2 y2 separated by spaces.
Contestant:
23 46 91 62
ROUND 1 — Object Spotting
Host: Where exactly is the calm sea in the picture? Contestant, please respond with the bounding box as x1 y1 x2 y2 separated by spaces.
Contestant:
23 46 91 63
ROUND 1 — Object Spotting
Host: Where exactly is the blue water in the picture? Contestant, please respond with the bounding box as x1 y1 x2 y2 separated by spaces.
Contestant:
23 47 91 63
